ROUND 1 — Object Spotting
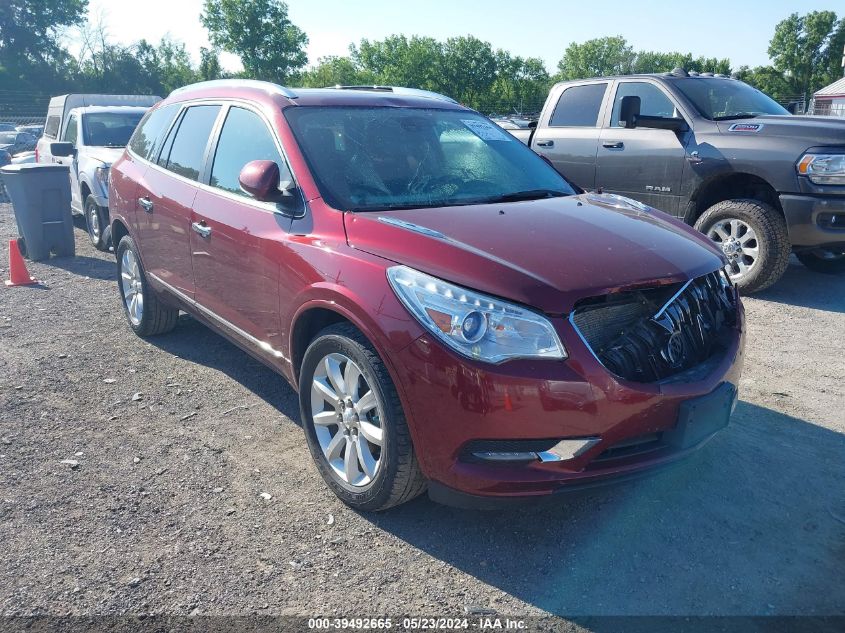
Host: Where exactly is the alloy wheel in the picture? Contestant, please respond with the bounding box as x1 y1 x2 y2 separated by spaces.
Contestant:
310 352 383 487
707 218 759 282
120 249 144 326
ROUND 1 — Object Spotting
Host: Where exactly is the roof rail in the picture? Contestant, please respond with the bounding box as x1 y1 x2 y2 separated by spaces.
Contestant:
170 79 298 100
332 85 458 104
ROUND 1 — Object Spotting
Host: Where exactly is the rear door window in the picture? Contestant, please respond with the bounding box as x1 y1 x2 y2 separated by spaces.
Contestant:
161 105 221 181
44 116 60 139
128 104 179 160
209 107 289 196
62 114 78 145
549 83 608 127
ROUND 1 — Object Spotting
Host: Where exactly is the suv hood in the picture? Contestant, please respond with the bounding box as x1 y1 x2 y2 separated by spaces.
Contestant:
717 115 845 146
344 193 725 314
82 146 124 165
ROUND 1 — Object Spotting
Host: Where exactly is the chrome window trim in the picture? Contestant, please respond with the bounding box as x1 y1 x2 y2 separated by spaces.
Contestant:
149 272 291 364
126 97 306 218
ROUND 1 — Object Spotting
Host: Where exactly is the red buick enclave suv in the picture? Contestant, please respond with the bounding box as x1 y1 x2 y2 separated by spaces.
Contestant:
109 80 744 510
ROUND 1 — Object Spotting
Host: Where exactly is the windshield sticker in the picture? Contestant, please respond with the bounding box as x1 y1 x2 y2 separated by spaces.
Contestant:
728 123 764 132
461 119 510 141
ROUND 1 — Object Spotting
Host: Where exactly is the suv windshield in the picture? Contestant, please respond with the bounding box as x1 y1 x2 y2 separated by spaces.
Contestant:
284 106 575 211
674 78 789 120
82 112 145 147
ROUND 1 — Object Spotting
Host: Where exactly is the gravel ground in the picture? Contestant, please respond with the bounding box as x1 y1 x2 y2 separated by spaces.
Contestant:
0 202 843 622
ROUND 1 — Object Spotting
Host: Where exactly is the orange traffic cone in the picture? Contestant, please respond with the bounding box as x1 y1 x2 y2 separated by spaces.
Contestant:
5 239 39 287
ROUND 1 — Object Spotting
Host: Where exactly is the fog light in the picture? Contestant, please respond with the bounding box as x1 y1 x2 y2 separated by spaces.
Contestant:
536 438 601 462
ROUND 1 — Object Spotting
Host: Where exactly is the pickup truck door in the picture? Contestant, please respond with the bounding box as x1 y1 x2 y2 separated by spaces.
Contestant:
596 80 689 217
531 82 609 190
56 113 82 213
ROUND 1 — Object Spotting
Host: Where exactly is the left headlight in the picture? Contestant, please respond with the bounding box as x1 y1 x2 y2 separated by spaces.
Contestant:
95 165 110 190
797 153 845 185
387 265 566 364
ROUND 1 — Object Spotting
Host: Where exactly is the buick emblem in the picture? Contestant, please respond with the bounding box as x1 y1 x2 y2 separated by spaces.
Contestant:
665 332 684 366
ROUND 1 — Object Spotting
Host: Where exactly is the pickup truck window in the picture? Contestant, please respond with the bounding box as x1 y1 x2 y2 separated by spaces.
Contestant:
210 107 289 196
549 83 607 127
674 78 788 120
611 82 677 126
82 112 145 148
285 106 575 212
62 114 78 145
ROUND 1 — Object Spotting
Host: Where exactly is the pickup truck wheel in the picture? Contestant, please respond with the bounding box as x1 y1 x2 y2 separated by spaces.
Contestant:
795 248 845 274
116 235 178 336
695 199 790 293
84 195 110 251
299 323 426 511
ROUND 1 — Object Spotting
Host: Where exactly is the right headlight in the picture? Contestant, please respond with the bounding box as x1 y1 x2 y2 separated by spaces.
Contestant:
797 153 845 185
387 265 566 364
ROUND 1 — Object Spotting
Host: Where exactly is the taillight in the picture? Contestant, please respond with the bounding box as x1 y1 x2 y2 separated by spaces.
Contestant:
35 146 39 163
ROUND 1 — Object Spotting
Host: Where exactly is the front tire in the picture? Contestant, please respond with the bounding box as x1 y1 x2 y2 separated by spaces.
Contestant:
84 195 110 251
796 248 845 274
116 235 178 336
299 323 426 511
694 199 791 293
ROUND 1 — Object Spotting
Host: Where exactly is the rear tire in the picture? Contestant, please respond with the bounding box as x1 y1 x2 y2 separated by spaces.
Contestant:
796 248 845 274
299 323 426 511
116 235 178 336
694 199 791 294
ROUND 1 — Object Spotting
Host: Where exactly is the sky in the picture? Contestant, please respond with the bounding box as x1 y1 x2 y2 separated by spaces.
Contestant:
78 0 844 73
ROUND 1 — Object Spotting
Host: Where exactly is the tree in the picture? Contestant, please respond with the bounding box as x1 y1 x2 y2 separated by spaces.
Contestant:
201 0 308 83
769 11 838 99
352 35 445 92
490 52 549 114
300 55 373 88
441 36 498 109
0 0 88 90
199 47 223 81
556 36 634 80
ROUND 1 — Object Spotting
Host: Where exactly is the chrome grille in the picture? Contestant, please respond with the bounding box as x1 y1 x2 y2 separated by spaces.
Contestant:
571 270 737 382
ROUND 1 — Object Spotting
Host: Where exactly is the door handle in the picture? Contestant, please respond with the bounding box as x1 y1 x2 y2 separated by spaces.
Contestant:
602 141 624 149
535 139 554 148
191 221 212 239
138 197 154 213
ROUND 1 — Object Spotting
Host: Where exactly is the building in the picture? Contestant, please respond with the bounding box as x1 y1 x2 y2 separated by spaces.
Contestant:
811 77 845 117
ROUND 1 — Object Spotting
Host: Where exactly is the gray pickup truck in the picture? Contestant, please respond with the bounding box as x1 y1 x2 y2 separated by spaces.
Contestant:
510 69 845 292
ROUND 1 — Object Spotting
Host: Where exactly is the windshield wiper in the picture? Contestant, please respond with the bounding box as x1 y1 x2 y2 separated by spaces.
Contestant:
478 189 570 204
713 113 761 121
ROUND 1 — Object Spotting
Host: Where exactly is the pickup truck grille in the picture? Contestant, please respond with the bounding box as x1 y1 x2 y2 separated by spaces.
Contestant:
571 270 737 382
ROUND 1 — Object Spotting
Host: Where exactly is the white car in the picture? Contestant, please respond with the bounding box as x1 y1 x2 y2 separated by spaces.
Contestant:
37 94 160 249
49 106 152 249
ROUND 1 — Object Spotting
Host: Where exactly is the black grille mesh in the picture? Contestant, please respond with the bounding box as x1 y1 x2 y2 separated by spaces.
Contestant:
572 270 737 382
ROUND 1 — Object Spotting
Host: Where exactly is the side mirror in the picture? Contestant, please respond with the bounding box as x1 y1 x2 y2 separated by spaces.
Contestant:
620 95 641 129
527 120 537 129
50 142 76 157
786 102 798 115
239 160 281 201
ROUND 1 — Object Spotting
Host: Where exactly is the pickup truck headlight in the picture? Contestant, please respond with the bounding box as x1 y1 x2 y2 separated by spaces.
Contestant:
797 154 845 185
95 165 110 190
387 265 566 364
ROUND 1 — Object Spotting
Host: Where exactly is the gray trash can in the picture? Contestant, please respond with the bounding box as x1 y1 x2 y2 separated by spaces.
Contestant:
0 164 75 261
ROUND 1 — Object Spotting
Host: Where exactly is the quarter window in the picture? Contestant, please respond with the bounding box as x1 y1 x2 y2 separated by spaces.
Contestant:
161 105 221 181
611 82 677 127
210 107 288 196
62 114 78 145
128 104 179 159
549 83 608 127
44 116 60 139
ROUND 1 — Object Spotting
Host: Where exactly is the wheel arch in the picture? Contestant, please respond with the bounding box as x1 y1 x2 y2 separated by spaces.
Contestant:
685 172 783 225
